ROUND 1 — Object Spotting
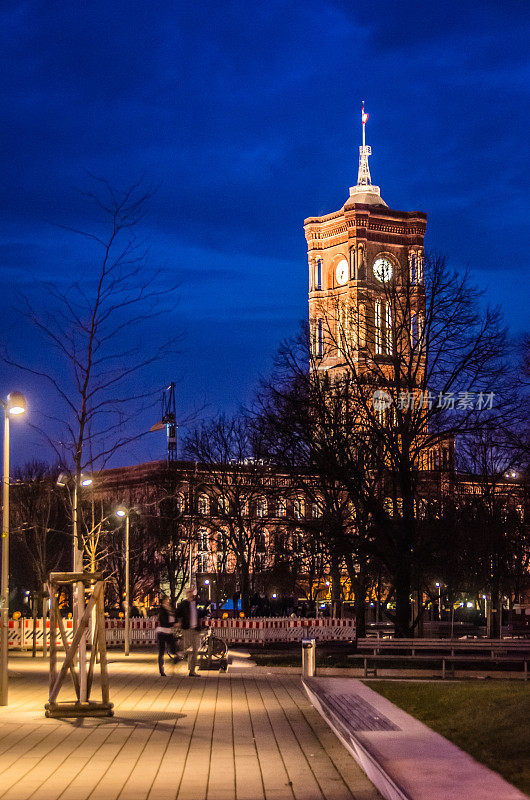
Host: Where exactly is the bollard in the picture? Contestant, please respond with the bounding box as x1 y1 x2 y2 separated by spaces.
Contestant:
302 638 316 677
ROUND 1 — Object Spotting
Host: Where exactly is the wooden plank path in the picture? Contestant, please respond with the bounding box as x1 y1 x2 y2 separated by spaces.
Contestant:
0 653 380 800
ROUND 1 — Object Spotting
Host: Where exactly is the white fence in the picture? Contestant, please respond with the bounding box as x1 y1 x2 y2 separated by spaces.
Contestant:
210 617 356 643
6 616 356 649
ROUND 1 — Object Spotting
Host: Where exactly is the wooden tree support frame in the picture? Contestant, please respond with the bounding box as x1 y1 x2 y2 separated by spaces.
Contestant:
45 572 113 719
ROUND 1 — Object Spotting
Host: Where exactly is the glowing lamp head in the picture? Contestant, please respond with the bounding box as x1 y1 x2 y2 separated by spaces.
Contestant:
204 579 210 586
56 473 68 487
115 506 128 518
80 475 93 487
435 582 440 588
6 392 26 416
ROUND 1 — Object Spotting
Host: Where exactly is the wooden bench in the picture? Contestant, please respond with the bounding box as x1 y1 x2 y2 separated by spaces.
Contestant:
348 652 529 679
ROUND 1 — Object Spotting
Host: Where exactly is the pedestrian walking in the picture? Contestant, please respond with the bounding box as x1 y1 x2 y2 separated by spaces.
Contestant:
177 589 203 676
156 593 177 676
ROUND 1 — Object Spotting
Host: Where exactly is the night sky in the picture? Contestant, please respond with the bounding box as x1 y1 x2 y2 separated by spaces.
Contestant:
1 0 528 468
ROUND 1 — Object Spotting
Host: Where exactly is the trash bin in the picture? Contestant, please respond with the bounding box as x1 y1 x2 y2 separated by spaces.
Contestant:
301 638 316 677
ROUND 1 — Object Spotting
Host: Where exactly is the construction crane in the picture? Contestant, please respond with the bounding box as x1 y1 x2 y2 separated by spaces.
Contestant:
149 382 177 463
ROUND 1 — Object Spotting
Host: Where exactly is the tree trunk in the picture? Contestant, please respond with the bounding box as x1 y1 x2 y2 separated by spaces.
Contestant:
42 592 49 657
331 555 342 619
394 562 412 638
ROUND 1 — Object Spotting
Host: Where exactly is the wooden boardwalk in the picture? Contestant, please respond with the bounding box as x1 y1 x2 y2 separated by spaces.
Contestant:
0 653 380 800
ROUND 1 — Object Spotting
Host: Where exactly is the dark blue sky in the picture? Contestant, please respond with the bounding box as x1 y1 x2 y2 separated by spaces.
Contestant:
1 0 528 467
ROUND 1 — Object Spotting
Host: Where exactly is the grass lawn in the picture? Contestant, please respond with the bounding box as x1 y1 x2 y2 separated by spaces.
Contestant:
365 681 530 796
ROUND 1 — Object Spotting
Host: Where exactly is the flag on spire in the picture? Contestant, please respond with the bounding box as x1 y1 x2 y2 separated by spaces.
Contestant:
362 103 369 125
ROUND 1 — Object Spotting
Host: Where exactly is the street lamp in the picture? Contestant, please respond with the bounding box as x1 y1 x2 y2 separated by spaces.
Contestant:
435 582 442 619
115 506 131 656
204 578 211 603
1 391 27 706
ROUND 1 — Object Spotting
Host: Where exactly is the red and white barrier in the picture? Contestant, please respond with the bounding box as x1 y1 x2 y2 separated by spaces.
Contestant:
4 616 356 649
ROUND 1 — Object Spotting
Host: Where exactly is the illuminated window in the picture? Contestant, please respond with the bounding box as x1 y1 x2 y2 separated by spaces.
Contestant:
256 497 267 518
198 494 209 515
375 301 382 355
293 498 304 519
409 252 416 284
176 493 185 514
312 502 322 519
385 302 392 355
417 253 424 283
277 497 286 517
197 552 209 573
359 304 366 348
217 495 229 514
198 529 209 552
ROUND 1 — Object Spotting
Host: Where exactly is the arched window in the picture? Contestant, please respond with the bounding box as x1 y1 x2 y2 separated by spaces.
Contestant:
217 495 229 514
316 258 322 290
256 497 267 518
277 497 286 517
176 493 185 514
293 498 305 520
198 494 209 515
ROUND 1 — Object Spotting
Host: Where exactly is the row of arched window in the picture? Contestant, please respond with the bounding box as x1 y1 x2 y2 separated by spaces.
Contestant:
182 494 324 520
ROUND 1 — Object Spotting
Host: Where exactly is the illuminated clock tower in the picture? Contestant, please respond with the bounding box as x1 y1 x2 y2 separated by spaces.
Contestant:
305 105 427 374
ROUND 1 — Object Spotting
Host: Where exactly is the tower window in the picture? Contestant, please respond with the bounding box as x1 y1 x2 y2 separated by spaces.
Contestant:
316 258 322 290
409 252 416 285
359 304 366 348
375 301 382 355
385 302 392 355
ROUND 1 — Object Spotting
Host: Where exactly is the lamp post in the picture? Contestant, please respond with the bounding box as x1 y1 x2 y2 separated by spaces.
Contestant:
115 506 131 656
56 470 93 702
435 582 442 619
1 391 27 706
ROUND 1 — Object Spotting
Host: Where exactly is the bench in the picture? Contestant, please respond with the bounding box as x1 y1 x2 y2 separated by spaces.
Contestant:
348 652 529 679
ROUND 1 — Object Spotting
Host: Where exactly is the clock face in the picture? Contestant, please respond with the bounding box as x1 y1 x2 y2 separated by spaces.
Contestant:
335 258 349 285
373 257 393 282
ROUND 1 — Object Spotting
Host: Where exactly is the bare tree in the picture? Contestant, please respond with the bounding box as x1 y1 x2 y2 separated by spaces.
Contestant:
4 180 179 570
258 255 518 636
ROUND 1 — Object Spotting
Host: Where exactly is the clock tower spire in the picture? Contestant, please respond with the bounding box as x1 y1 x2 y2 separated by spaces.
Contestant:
349 102 385 206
